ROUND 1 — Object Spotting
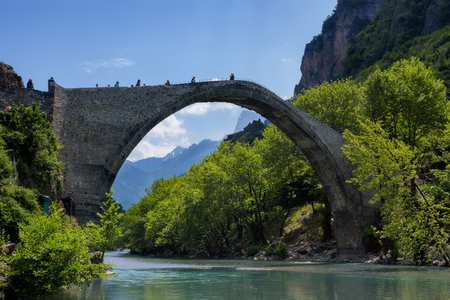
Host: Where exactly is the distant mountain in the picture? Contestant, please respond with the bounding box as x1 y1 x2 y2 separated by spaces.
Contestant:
112 139 220 210
126 146 186 171
234 109 265 133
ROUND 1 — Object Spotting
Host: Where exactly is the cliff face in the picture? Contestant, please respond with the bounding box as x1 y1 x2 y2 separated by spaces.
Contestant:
0 62 24 88
294 0 382 95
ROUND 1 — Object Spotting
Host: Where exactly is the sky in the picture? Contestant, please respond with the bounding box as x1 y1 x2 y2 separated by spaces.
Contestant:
3 0 337 161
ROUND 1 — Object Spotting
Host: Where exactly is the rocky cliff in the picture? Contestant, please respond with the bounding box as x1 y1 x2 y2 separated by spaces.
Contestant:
294 0 382 95
0 62 24 88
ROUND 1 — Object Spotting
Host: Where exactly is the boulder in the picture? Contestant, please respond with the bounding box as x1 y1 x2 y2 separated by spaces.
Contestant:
0 243 16 255
90 251 102 264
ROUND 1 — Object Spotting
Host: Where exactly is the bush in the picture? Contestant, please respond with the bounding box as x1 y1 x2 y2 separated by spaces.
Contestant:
263 245 274 256
275 241 288 256
0 185 40 243
5 204 108 297
246 246 260 256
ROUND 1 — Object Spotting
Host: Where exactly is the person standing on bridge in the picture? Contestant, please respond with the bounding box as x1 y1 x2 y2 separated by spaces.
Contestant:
136 79 141 87
165 80 170 86
115 81 119 87
191 76 196 83
230 73 235 80
26 79 34 89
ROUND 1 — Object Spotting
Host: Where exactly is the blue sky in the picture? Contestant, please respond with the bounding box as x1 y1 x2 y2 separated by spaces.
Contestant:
3 0 337 161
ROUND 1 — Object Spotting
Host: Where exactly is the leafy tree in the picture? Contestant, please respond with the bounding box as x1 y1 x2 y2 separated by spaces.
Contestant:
0 185 40 243
343 120 450 265
87 191 123 263
0 103 64 194
5 203 107 297
293 78 365 134
363 57 449 148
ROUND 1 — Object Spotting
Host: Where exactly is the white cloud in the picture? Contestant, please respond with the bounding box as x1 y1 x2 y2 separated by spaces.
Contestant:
211 78 220 81
179 103 240 116
280 58 294 64
146 115 187 138
81 58 135 73
127 115 190 161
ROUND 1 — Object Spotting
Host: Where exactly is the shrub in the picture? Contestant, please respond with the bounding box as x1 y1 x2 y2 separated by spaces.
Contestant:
275 241 288 256
246 246 260 256
5 203 108 297
263 245 274 256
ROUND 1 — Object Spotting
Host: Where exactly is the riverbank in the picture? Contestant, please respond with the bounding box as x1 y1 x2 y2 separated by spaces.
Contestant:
140 238 448 267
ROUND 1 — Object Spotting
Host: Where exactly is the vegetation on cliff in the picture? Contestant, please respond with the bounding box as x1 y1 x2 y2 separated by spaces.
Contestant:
342 0 450 96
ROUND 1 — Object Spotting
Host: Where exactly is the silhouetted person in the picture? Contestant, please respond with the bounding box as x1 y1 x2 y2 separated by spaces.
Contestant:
115 81 119 87
136 79 141 87
230 73 235 80
165 80 170 86
191 76 196 83
27 79 34 89
48 77 55 93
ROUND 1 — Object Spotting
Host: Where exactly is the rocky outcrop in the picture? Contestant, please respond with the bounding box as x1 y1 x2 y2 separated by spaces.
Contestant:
0 63 24 88
423 0 449 36
0 243 16 255
294 0 383 95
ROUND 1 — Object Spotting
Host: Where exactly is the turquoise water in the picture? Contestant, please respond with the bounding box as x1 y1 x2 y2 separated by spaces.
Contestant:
29 251 450 300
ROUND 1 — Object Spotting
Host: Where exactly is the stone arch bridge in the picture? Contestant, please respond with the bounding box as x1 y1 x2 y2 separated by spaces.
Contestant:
1 80 378 258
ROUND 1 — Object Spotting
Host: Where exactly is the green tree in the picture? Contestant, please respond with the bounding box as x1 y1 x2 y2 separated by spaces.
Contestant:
363 57 449 148
0 103 64 194
88 191 123 263
5 203 107 297
343 120 450 265
0 185 40 243
293 78 365 134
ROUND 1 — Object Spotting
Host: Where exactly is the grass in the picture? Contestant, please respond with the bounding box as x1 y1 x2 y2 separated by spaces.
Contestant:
282 203 324 243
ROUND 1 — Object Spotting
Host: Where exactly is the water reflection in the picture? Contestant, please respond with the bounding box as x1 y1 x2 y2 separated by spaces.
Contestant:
28 251 450 300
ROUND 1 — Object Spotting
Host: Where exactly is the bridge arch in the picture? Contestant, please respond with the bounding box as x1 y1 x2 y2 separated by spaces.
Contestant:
51 80 377 258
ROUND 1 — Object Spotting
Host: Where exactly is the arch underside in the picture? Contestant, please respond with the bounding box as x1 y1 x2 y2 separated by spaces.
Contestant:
109 82 376 258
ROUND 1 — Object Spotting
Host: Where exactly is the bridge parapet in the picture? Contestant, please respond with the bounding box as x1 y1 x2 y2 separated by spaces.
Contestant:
0 85 54 117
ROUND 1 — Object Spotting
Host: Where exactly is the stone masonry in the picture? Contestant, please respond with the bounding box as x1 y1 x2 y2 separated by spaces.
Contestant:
0 85 54 117
1 80 379 259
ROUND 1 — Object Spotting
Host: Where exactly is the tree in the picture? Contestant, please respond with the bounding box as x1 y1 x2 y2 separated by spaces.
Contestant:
343 120 450 265
363 57 449 148
0 103 64 194
5 203 107 297
87 191 123 263
293 78 365 134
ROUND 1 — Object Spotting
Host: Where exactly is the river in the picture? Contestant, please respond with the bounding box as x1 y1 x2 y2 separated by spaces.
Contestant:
29 250 450 299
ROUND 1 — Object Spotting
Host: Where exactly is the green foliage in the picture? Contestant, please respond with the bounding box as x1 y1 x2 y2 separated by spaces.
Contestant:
87 191 123 262
318 205 332 240
0 103 64 192
362 225 382 252
293 78 365 134
343 120 450 265
263 244 274 256
0 185 40 243
119 125 325 255
363 57 449 148
246 246 260 256
343 0 438 76
5 203 107 297
275 241 288 256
